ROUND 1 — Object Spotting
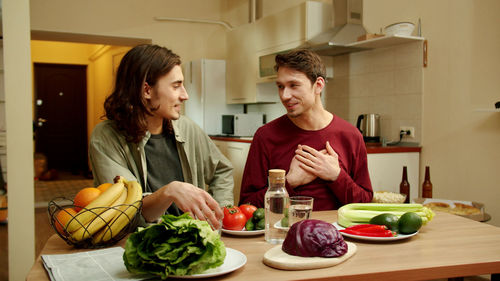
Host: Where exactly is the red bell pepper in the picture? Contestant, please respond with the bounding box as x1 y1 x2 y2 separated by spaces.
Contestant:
340 225 396 237
345 224 388 232
343 224 378 230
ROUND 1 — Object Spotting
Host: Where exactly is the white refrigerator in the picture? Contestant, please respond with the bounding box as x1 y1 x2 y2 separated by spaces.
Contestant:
183 59 243 135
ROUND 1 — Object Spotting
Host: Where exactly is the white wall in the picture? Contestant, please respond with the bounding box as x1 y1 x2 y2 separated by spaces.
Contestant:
3 1 35 280
326 42 423 144
30 0 228 62
363 0 500 226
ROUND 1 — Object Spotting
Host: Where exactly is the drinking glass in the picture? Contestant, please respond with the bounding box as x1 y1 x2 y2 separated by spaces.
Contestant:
288 196 313 227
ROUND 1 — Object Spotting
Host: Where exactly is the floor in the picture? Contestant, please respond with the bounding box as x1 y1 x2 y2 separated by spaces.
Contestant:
0 172 93 281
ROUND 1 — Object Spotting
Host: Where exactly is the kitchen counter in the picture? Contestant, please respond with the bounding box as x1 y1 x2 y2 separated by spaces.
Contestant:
366 145 421 154
210 136 422 154
27 211 500 281
210 136 253 143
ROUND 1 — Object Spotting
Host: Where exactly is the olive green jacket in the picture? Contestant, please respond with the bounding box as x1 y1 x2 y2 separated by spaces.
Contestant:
89 117 234 206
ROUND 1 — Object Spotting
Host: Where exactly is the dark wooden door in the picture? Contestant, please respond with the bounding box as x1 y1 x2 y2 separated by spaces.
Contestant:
34 63 88 175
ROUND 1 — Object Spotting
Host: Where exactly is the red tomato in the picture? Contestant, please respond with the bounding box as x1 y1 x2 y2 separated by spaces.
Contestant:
222 205 247 230
223 205 240 217
239 204 257 220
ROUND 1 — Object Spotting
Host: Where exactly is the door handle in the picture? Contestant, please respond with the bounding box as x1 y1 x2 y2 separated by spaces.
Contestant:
36 118 47 127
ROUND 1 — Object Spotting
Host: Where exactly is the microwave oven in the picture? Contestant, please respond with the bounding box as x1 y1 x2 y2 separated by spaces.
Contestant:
259 53 277 79
222 113 265 137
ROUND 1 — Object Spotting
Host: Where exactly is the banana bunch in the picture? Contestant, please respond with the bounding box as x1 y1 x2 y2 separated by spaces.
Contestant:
66 176 143 243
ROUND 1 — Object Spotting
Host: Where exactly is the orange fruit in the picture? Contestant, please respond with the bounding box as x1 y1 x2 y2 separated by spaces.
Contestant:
73 187 101 212
0 195 7 222
54 207 77 236
97 183 113 192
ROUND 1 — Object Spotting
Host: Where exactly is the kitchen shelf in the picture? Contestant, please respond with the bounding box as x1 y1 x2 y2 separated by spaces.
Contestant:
349 35 425 48
314 35 425 56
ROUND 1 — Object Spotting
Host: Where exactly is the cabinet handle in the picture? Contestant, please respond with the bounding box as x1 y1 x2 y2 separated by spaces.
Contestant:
423 40 428 67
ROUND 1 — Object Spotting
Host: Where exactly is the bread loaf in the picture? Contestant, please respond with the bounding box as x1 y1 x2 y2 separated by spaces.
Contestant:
424 202 481 215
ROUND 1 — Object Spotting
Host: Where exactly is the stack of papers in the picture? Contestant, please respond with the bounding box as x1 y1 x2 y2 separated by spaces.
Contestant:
41 247 152 281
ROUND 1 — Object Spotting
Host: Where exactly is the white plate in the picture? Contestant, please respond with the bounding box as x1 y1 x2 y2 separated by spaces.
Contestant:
222 227 265 236
170 248 247 279
332 222 418 241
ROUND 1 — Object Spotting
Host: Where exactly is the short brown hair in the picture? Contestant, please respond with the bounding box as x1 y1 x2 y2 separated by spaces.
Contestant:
274 49 326 84
104 44 181 143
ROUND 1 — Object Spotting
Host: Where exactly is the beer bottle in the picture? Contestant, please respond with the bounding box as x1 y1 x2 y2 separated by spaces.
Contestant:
422 166 433 198
399 166 410 203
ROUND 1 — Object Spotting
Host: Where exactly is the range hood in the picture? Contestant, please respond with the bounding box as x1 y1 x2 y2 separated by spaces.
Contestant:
300 0 367 56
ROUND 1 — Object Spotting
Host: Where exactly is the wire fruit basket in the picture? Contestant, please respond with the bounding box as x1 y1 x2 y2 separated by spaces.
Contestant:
48 197 142 249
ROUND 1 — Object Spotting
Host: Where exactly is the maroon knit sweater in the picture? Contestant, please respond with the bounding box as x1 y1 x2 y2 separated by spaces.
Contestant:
239 114 373 210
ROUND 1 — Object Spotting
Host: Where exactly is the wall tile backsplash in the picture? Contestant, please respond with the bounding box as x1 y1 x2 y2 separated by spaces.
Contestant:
247 41 423 144
325 42 423 143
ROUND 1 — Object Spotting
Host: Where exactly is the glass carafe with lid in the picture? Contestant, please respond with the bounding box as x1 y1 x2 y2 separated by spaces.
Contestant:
264 169 289 244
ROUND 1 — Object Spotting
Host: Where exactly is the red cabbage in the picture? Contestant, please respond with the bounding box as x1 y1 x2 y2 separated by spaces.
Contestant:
282 219 348 258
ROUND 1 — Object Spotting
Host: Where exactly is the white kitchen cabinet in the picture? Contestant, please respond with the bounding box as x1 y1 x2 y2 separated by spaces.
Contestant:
226 1 331 104
213 139 228 156
183 59 243 134
212 140 250 204
225 142 250 204
255 1 332 55
367 152 420 201
226 23 264 104
226 1 426 105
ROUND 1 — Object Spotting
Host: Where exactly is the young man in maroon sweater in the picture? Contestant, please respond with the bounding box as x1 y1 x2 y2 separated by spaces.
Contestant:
239 49 373 210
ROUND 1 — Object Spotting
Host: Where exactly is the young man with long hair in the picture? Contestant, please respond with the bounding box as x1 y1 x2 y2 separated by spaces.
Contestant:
89 44 233 227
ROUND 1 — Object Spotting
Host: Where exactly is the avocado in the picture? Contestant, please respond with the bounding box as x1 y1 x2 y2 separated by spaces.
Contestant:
398 212 423 234
369 213 400 231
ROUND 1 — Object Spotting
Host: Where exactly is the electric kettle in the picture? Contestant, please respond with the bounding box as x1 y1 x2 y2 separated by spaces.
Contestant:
356 113 381 143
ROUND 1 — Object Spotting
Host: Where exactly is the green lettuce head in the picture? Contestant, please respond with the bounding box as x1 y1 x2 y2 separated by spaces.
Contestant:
123 213 226 279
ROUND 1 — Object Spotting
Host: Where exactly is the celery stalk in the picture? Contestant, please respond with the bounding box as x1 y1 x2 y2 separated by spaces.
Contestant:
337 203 435 227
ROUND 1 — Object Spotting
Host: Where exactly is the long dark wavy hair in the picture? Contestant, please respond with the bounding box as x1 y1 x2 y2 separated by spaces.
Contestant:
104 44 181 143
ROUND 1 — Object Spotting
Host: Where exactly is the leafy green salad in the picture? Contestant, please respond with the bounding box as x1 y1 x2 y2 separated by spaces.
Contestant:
123 213 226 279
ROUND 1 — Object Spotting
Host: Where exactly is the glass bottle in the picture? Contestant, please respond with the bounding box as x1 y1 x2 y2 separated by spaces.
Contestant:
0 165 6 196
265 169 289 244
422 166 433 198
399 166 410 203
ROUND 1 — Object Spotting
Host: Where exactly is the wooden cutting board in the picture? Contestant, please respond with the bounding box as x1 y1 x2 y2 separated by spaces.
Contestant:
262 242 357 270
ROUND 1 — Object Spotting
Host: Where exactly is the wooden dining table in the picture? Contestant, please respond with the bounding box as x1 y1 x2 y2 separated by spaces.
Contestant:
26 210 500 281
